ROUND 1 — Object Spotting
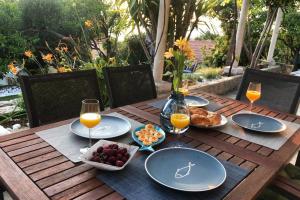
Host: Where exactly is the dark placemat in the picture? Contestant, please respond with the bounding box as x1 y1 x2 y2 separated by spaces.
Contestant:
149 98 223 112
97 143 250 200
36 112 143 163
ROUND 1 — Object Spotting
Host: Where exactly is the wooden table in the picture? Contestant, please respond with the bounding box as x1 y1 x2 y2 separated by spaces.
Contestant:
1 91 300 200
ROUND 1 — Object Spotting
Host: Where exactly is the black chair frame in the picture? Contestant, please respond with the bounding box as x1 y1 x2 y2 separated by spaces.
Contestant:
236 68 300 114
20 70 104 127
103 64 157 108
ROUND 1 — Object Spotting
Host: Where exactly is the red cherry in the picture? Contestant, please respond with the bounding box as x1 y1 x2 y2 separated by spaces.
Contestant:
124 153 130 159
120 148 127 154
116 153 123 160
121 156 128 162
116 160 124 167
97 147 103 153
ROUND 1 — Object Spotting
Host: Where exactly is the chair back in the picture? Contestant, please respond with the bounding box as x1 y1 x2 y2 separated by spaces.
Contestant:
103 64 157 108
236 68 300 114
20 70 104 127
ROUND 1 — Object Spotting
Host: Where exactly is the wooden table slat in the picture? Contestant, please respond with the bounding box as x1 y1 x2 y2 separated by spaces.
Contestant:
18 151 62 168
73 185 114 200
30 161 75 181
43 169 97 196
51 178 103 200
23 156 69 174
8 141 50 157
13 146 55 163
0 149 49 200
36 164 93 189
3 138 44 152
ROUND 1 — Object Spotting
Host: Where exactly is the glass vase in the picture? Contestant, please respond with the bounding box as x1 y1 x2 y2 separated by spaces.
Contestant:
160 91 189 134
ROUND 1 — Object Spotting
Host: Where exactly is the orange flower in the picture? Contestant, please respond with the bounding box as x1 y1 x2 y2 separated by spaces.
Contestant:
84 20 93 28
24 50 33 58
184 47 195 60
62 47 68 52
7 63 18 75
57 67 66 73
42 53 53 62
57 67 72 73
164 48 174 59
174 37 188 51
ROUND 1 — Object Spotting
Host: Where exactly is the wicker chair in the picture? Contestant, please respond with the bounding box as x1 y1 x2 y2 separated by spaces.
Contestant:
236 68 300 114
103 64 157 108
20 70 104 128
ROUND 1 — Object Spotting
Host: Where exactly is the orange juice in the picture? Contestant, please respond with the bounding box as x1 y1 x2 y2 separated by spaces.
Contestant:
80 113 101 128
171 113 190 129
179 88 189 96
246 90 261 102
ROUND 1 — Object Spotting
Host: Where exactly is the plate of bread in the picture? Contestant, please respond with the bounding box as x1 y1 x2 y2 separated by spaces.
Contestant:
190 108 227 128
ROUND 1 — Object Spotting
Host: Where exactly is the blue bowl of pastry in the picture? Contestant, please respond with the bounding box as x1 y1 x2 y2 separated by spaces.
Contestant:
132 124 166 152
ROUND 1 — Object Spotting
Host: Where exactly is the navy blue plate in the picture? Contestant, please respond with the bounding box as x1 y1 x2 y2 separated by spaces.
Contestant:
185 95 209 107
70 116 131 139
145 147 226 192
132 125 166 152
232 113 286 133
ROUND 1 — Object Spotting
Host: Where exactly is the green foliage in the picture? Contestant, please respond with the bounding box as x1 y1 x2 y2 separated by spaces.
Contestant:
202 36 228 67
182 73 203 83
0 0 36 73
119 34 148 65
80 57 128 106
0 95 26 125
195 32 218 41
275 9 300 63
195 67 222 80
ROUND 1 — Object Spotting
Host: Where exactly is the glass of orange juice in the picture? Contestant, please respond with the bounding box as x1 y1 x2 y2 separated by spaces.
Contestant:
246 82 261 112
80 99 101 150
170 102 190 135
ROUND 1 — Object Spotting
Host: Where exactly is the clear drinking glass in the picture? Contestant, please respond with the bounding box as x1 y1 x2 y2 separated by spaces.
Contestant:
80 99 101 152
170 102 190 135
246 82 261 112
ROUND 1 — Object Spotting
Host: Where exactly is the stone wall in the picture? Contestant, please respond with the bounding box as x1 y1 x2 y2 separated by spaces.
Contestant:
157 66 284 97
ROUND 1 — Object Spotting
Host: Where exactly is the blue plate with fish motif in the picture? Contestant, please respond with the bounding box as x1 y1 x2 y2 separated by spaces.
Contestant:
232 113 286 133
145 147 226 192
132 125 166 152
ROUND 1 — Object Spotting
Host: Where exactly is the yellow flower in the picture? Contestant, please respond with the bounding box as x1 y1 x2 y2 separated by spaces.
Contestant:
84 20 93 28
164 48 174 59
24 50 33 58
174 37 188 51
42 53 53 63
8 63 18 75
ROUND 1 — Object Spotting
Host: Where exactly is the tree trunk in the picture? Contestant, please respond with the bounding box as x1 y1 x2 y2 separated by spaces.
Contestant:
232 0 250 68
250 7 272 68
253 8 278 68
267 8 283 64
225 29 237 65
153 0 171 83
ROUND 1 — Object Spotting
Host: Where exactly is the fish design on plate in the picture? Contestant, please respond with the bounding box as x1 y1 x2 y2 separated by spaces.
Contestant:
175 162 196 179
250 121 264 129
